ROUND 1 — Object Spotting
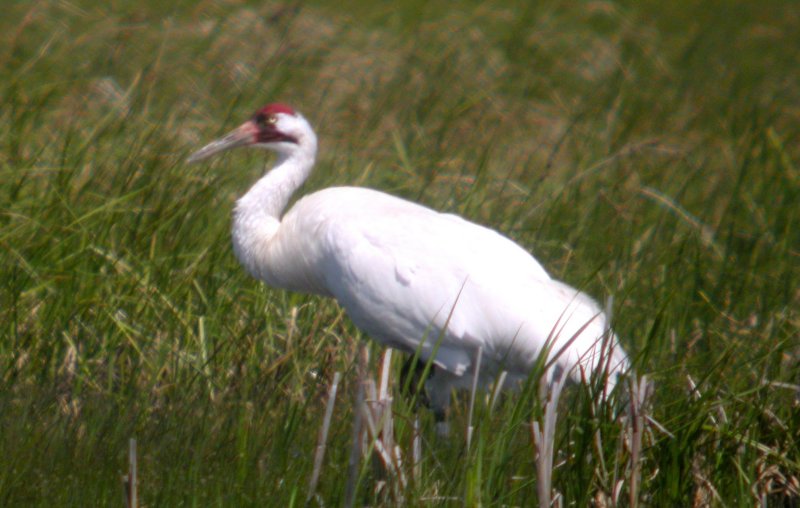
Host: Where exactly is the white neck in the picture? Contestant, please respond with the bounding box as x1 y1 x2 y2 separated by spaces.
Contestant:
231 136 317 280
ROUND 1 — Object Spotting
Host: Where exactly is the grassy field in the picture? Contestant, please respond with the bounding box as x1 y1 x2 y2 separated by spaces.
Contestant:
1 0 799 505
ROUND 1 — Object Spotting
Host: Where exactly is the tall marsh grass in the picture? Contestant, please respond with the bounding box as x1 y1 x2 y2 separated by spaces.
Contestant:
1 0 798 505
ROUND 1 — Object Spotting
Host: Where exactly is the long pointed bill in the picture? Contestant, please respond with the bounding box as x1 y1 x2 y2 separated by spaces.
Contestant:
187 121 258 163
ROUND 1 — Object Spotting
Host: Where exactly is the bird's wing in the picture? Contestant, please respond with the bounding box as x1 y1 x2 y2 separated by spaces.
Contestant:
311 192 551 375
283 187 624 380
326 216 626 382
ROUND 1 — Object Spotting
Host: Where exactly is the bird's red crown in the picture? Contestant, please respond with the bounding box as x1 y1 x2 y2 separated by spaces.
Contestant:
255 103 296 117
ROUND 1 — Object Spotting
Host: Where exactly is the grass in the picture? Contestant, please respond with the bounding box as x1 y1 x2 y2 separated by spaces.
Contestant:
1 0 799 505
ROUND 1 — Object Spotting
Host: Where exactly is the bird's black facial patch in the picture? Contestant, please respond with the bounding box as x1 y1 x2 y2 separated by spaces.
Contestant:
253 112 273 128
251 112 298 144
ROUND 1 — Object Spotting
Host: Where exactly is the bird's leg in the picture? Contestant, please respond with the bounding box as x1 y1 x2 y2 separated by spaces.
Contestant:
426 371 454 438
399 354 432 408
399 355 451 437
433 409 450 438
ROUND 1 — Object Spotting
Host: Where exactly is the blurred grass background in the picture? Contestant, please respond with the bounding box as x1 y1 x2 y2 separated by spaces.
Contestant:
1 0 798 505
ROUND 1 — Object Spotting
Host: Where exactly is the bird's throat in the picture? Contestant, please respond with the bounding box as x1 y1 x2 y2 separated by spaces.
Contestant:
231 149 315 282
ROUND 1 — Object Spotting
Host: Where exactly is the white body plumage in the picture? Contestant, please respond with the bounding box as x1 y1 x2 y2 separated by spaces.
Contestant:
190 103 629 419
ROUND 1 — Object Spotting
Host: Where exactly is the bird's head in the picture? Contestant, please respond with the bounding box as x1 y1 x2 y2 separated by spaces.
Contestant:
188 103 314 163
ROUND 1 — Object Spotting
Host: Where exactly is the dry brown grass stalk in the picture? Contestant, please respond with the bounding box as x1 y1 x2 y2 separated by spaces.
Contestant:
531 373 568 507
307 371 342 502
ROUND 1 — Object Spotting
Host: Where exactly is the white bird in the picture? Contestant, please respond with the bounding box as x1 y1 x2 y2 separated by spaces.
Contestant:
188 103 629 429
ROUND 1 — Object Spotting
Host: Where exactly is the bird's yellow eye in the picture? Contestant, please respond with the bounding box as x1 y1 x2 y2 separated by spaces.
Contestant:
267 115 277 124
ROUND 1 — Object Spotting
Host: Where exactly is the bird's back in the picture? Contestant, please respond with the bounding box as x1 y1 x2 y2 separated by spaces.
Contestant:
270 186 626 387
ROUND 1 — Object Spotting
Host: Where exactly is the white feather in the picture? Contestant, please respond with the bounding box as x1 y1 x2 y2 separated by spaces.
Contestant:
191 106 629 418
